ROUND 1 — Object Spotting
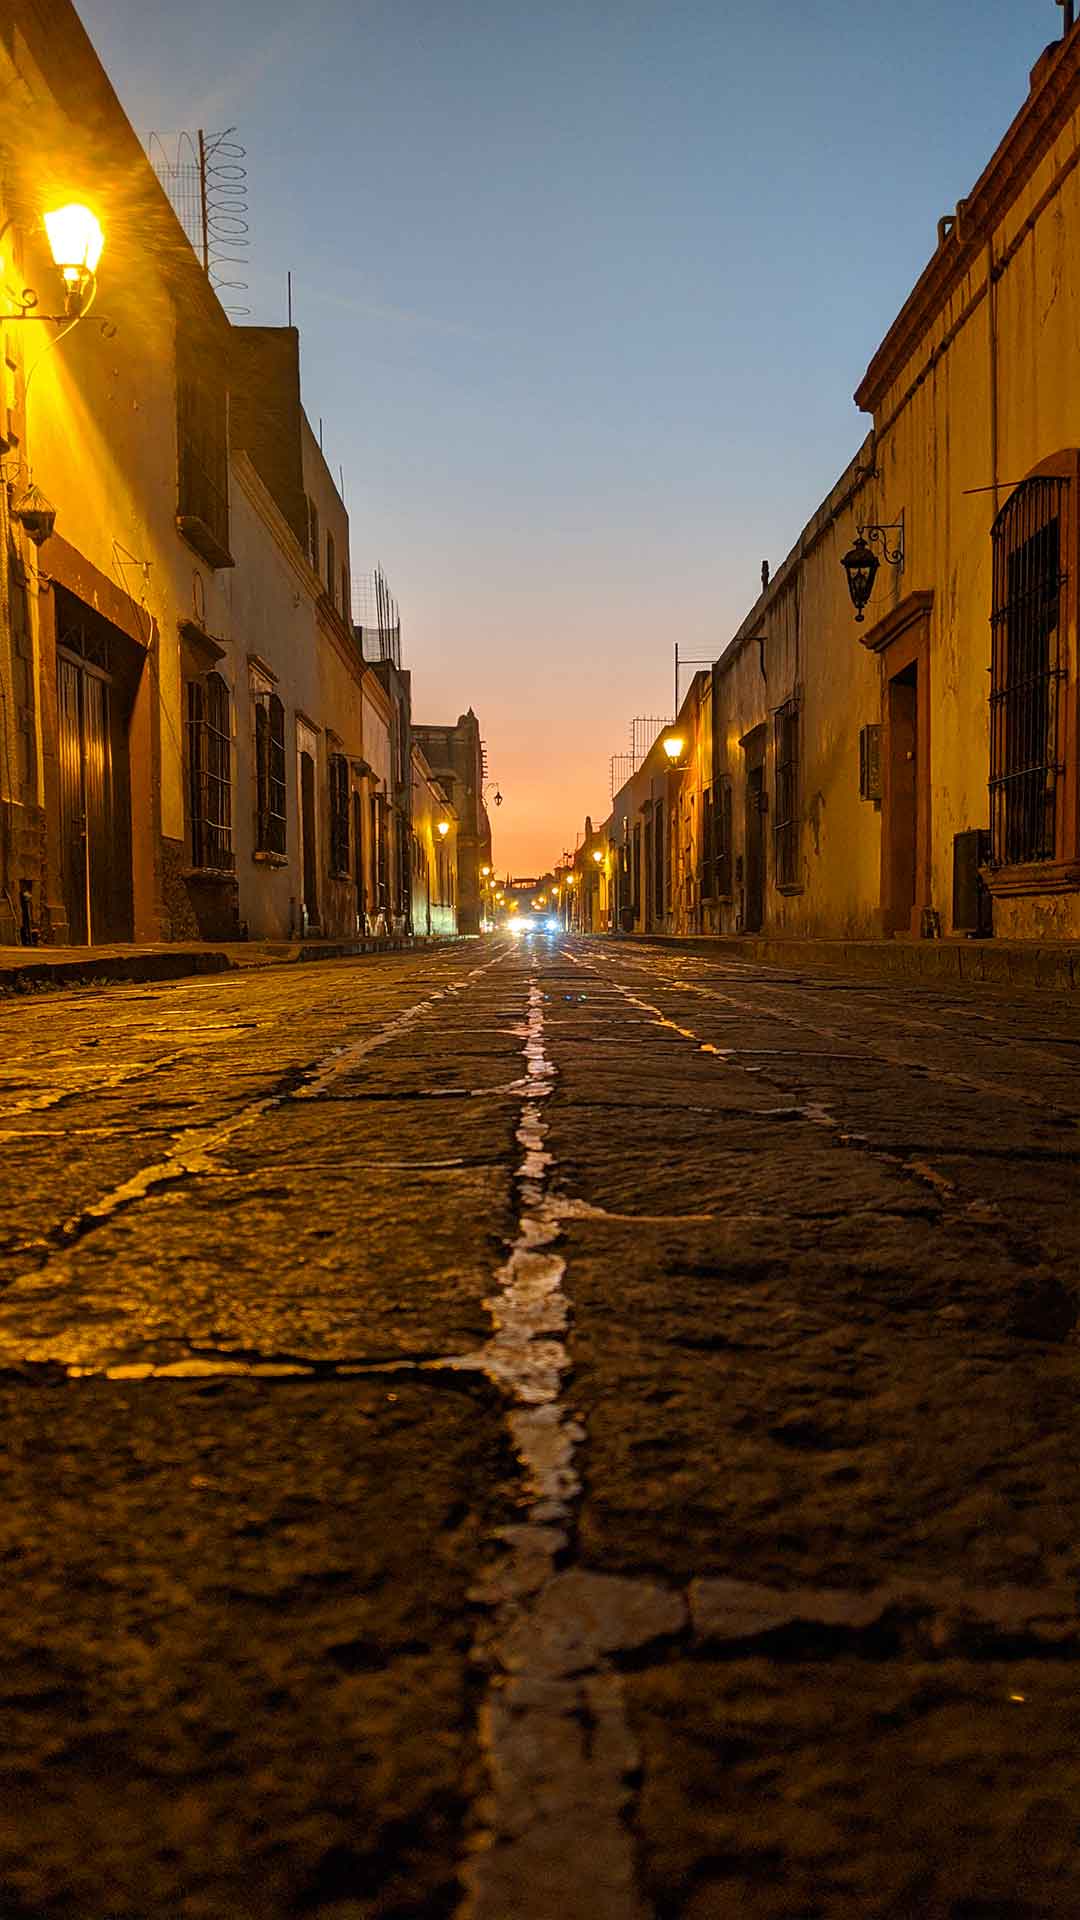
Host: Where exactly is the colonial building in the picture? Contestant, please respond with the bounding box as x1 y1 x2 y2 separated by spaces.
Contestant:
572 14 1080 950
0 0 493 950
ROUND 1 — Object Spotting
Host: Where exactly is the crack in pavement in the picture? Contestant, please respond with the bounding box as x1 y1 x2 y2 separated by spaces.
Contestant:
1 952 508 1274
454 972 666 1920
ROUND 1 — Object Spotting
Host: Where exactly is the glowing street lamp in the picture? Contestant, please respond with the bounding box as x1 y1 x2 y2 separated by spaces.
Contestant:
591 849 604 866
44 203 104 310
437 819 450 838
662 734 685 763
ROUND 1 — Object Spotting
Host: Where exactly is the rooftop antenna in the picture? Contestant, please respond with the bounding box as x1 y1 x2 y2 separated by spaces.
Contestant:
287 269 292 326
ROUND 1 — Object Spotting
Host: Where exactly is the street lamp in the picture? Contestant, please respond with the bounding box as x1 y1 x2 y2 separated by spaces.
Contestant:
591 849 604 866
662 734 685 764
841 517 904 623
437 819 450 838
44 204 104 308
2 204 105 320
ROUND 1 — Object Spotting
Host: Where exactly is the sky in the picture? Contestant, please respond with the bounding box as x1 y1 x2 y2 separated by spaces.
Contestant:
80 0 1060 877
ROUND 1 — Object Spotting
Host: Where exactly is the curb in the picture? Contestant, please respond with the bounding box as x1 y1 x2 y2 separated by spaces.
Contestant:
0 934 468 996
606 932 1080 991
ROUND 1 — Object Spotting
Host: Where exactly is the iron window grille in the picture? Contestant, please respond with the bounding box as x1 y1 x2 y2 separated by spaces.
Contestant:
188 671 233 870
701 778 732 900
254 690 287 854
989 477 1068 868
328 753 350 876
773 700 800 889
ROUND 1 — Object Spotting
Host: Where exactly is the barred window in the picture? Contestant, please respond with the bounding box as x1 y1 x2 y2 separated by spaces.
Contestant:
327 529 336 599
328 753 350 875
254 690 287 855
308 496 320 572
187 672 233 870
773 701 799 889
989 477 1067 868
701 779 732 899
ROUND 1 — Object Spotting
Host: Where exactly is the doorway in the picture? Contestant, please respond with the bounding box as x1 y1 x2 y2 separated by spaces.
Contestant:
56 598 134 945
742 726 766 933
299 751 319 932
352 789 365 931
884 662 918 935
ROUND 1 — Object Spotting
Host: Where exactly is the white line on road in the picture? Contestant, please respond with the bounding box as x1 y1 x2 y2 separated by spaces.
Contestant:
455 974 678 1920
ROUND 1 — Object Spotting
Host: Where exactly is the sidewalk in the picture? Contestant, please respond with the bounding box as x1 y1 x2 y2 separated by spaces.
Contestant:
0 931 465 994
610 929 1080 990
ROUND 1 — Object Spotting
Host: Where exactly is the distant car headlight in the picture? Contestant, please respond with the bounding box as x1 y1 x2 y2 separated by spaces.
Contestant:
545 917 559 931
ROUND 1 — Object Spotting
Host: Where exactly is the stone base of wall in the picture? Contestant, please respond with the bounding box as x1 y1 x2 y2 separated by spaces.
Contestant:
0 800 47 944
160 839 241 942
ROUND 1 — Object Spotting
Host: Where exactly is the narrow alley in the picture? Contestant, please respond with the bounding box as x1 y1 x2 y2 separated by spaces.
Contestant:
2 936 1079 1920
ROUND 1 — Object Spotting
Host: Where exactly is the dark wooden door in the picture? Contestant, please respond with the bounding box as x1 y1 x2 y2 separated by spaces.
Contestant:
58 651 115 945
353 790 365 930
300 751 318 930
885 664 918 935
745 764 765 932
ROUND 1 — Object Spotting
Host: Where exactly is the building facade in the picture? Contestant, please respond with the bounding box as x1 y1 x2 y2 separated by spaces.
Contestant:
568 19 1080 950
1 0 493 951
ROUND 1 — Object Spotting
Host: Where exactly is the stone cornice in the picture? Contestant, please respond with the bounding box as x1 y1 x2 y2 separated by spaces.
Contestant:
856 27 1080 414
858 590 935 656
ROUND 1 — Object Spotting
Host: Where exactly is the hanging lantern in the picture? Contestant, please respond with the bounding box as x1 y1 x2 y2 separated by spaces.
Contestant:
840 534 880 622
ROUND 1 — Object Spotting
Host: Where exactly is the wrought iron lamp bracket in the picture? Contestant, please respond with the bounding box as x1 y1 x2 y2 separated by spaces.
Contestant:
859 515 905 570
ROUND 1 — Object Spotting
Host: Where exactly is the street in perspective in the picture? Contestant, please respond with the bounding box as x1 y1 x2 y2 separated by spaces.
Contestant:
3 932 1080 1918
7 0 1080 1915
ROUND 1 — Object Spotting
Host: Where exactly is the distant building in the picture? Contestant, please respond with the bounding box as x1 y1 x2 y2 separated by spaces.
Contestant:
412 711 491 934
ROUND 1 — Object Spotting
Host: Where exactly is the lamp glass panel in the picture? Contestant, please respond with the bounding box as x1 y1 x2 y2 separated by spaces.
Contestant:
44 204 104 275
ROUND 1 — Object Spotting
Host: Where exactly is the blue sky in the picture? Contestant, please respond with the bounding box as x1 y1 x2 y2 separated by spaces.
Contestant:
81 0 1059 873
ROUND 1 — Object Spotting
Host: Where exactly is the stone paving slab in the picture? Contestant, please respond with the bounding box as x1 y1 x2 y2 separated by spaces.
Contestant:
0 1164 513 1371
0 1374 515 1920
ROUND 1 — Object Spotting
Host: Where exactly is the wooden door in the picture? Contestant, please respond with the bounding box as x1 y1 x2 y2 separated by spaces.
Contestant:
300 750 318 930
57 651 115 945
745 764 765 932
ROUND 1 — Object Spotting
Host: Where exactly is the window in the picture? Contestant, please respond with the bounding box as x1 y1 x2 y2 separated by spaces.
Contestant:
773 700 799 889
328 753 350 875
308 496 320 572
326 529 336 599
254 690 287 854
187 672 233 869
701 778 732 900
371 792 390 912
989 477 1067 868
341 564 350 622
654 797 664 916
176 337 231 566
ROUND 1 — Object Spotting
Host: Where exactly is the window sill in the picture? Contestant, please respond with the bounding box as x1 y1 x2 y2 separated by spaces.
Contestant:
982 859 1080 898
253 850 289 868
176 514 235 571
181 866 237 884
776 882 805 896
329 868 351 882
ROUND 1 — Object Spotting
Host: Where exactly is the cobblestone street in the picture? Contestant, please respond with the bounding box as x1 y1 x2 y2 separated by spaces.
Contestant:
3 935 1080 1919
